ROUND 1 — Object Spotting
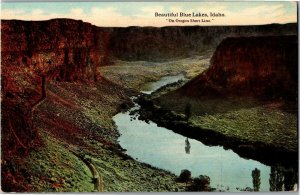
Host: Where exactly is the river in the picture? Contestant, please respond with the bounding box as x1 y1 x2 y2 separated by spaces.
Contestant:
141 73 185 94
113 74 291 192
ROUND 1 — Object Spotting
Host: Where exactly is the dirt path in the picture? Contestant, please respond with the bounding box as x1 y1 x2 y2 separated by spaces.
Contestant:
67 145 104 192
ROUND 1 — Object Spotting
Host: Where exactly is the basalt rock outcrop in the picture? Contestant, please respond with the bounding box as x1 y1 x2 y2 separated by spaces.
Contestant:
2 20 297 106
177 35 298 101
1 20 297 81
0 19 298 186
108 23 297 61
1 19 110 83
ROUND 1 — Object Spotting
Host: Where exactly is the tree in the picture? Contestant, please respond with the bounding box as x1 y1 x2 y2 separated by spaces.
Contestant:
188 175 211 191
178 169 191 183
269 166 284 191
283 169 297 191
252 168 261 191
184 103 192 122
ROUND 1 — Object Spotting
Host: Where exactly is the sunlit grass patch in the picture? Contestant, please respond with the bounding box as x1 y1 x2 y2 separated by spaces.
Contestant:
99 54 211 91
155 95 297 152
23 131 94 192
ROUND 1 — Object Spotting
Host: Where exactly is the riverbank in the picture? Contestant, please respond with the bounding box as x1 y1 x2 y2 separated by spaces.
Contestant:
137 95 298 169
4 53 213 192
99 54 210 91
6 79 184 192
115 97 272 191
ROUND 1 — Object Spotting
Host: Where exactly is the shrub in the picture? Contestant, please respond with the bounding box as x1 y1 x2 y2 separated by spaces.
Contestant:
177 169 191 183
188 175 211 191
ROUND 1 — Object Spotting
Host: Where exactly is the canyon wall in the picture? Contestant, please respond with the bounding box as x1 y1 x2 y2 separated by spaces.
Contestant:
1 19 108 83
0 19 298 156
2 19 297 105
108 24 297 61
178 35 298 101
2 19 297 82
1 19 104 159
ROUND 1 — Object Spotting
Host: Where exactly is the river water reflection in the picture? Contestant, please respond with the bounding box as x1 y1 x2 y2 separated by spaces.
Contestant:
115 109 272 191
114 74 296 191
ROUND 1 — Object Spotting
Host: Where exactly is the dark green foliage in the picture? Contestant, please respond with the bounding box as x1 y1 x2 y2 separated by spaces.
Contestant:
188 175 211 191
252 168 261 191
184 103 192 122
283 169 297 191
269 167 284 191
177 169 191 183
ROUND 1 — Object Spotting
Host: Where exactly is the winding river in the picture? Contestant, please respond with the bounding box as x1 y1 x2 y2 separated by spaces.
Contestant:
113 74 290 192
141 73 185 94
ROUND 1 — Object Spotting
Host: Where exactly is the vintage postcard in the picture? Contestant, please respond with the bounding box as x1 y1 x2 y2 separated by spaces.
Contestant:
1 1 298 192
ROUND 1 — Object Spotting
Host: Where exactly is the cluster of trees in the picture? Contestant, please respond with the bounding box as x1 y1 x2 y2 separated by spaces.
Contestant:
177 167 297 192
177 169 211 191
252 166 296 191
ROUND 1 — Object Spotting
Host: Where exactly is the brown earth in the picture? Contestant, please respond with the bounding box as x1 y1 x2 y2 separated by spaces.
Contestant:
1 19 298 192
176 35 298 101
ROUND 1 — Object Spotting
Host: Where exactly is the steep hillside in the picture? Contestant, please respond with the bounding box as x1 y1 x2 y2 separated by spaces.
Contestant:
1 19 106 162
177 35 298 101
0 19 183 192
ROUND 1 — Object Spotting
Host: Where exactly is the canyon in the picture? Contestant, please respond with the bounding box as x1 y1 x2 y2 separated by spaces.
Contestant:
141 35 298 168
1 18 298 192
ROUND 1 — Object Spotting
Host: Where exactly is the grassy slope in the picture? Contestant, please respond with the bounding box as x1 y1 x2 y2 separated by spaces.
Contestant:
22 131 94 192
21 79 182 192
155 94 298 152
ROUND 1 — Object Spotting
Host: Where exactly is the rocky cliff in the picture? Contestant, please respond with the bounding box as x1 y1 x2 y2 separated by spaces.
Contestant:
177 35 298 101
0 19 297 158
108 24 297 61
1 19 109 83
1 19 297 81
1 19 105 162
2 19 296 108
